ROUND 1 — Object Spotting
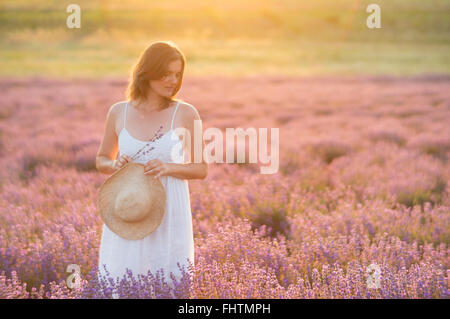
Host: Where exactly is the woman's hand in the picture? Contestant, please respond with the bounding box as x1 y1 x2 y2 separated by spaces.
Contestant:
144 159 172 179
112 155 132 172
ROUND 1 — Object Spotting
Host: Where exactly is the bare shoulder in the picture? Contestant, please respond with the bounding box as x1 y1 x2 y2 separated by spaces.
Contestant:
104 101 126 120
178 101 201 123
110 100 127 115
106 101 127 134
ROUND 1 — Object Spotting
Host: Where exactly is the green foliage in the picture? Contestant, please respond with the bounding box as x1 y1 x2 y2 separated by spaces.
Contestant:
0 0 448 77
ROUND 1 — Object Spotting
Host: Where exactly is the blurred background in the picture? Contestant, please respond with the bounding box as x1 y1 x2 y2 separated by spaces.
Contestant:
0 0 449 299
1 0 449 78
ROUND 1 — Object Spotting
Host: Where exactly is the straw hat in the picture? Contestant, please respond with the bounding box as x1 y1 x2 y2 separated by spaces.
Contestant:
97 162 166 240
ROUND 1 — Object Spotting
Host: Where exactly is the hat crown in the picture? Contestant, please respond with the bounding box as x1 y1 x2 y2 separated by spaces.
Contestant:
114 184 152 222
97 162 166 240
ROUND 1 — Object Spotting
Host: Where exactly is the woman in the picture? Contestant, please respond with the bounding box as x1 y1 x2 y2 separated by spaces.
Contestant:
95 41 208 298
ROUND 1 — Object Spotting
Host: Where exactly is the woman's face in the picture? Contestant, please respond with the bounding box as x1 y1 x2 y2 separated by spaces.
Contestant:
149 59 183 98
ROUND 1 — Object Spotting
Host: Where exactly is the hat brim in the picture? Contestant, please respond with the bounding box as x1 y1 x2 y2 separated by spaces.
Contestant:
97 162 166 240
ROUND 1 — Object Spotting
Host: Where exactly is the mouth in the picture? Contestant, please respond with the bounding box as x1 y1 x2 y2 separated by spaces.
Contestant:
165 86 174 90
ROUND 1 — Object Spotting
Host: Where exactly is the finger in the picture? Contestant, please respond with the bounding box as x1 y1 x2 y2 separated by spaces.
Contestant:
145 167 159 176
146 167 158 175
146 159 156 165
155 168 166 178
144 162 159 171
153 167 166 178
156 166 168 177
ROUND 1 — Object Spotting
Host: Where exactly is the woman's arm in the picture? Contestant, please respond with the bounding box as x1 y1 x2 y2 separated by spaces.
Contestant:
168 104 208 179
97 156 116 175
168 162 207 180
96 103 120 174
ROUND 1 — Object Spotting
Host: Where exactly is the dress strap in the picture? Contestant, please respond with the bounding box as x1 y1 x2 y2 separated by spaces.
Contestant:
170 101 180 130
123 102 128 130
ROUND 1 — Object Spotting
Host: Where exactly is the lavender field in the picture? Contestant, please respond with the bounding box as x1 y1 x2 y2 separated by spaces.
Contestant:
0 75 449 298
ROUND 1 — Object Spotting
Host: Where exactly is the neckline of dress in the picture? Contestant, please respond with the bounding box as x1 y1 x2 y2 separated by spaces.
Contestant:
121 127 174 144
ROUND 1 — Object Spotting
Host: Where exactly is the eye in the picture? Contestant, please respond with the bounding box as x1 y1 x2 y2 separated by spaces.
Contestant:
163 72 181 78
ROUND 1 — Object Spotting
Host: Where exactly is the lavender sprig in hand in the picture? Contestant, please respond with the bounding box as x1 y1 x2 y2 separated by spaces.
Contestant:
130 125 165 161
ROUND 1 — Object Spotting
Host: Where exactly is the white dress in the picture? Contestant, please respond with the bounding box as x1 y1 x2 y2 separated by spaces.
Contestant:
97 100 195 298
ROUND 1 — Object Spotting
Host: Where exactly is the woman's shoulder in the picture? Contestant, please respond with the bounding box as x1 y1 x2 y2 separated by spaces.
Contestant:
103 101 127 127
107 101 128 134
177 100 201 120
108 100 128 116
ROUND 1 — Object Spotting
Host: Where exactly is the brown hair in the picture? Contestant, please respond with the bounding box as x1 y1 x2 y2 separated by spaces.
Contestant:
126 41 186 110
